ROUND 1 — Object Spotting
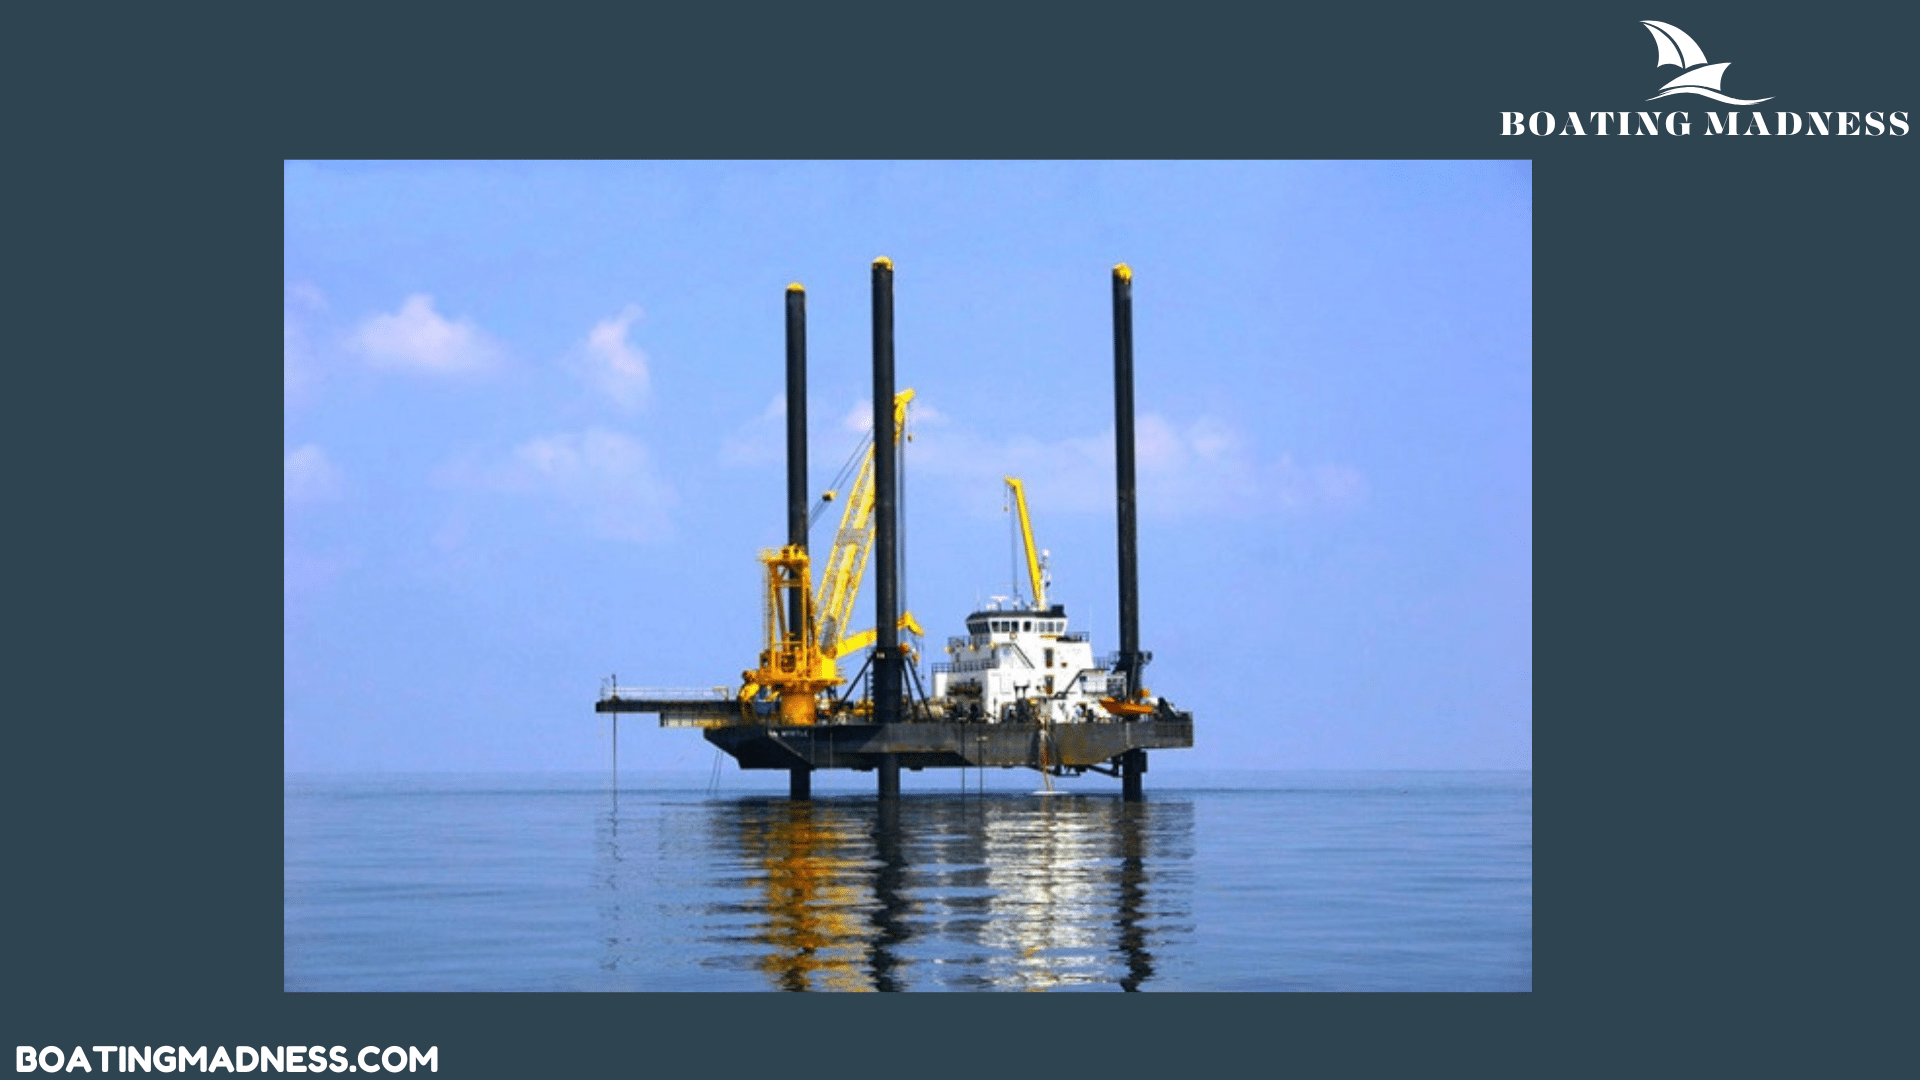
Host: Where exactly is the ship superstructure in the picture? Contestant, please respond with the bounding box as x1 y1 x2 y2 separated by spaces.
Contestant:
932 479 1134 726
934 600 1112 725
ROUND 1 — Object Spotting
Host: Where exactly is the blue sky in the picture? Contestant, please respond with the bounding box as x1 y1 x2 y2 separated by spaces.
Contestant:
284 160 1530 774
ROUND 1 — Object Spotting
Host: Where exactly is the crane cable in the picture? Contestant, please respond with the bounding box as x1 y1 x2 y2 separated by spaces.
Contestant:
810 426 872 531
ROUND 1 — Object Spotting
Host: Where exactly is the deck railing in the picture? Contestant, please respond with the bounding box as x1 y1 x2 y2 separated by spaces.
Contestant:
599 680 735 702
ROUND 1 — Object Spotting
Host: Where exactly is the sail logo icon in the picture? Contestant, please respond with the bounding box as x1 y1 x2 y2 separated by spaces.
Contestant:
1641 20 1772 106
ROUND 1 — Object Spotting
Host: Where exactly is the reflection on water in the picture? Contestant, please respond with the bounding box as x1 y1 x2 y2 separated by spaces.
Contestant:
739 800 877 991
600 792 1193 991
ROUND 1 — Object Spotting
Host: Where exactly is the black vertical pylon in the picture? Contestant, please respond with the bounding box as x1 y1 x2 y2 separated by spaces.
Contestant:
872 257 902 799
1113 263 1148 801
785 282 814 800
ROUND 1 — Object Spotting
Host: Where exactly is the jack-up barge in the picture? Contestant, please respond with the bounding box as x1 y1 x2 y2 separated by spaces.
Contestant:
596 261 1193 799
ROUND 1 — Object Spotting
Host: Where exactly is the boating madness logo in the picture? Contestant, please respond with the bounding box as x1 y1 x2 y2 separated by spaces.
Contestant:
1501 19 1906 135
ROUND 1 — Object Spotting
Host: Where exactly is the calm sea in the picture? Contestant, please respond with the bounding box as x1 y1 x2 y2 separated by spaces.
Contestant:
284 769 1530 991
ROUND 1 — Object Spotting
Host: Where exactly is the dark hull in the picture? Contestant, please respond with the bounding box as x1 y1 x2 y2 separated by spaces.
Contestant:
701 717 1192 773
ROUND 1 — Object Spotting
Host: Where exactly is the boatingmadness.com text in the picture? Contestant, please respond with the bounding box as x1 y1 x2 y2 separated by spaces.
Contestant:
1500 110 1908 135
17 1048 436 1074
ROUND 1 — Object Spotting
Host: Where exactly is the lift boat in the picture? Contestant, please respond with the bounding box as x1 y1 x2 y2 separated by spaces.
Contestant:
596 260 1190 800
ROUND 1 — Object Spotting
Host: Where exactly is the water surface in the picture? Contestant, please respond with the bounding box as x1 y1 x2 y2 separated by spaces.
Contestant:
284 770 1529 991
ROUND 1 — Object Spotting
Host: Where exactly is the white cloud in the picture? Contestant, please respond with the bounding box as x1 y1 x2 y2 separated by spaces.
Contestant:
432 515 470 555
907 402 1365 518
444 428 676 541
284 443 343 507
1271 454 1368 512
910 417 1111 515
837 395 938 435
283 282 326 408
582 305 650 409
284 541 353 600
841 399 874 433
286 281 325 311
728 394 939 475
719 392 1354 522
283 327 305 405
721 395 785 466
353 294 499 373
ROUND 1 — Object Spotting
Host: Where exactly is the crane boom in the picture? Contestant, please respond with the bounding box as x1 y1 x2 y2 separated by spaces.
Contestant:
815 389 914 655
744 389 917 724
1005 476 1046 609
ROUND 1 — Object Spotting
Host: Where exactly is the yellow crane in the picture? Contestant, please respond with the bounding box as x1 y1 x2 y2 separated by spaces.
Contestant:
815 390 917 659
742 390 919 724
1004 476 1048 610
